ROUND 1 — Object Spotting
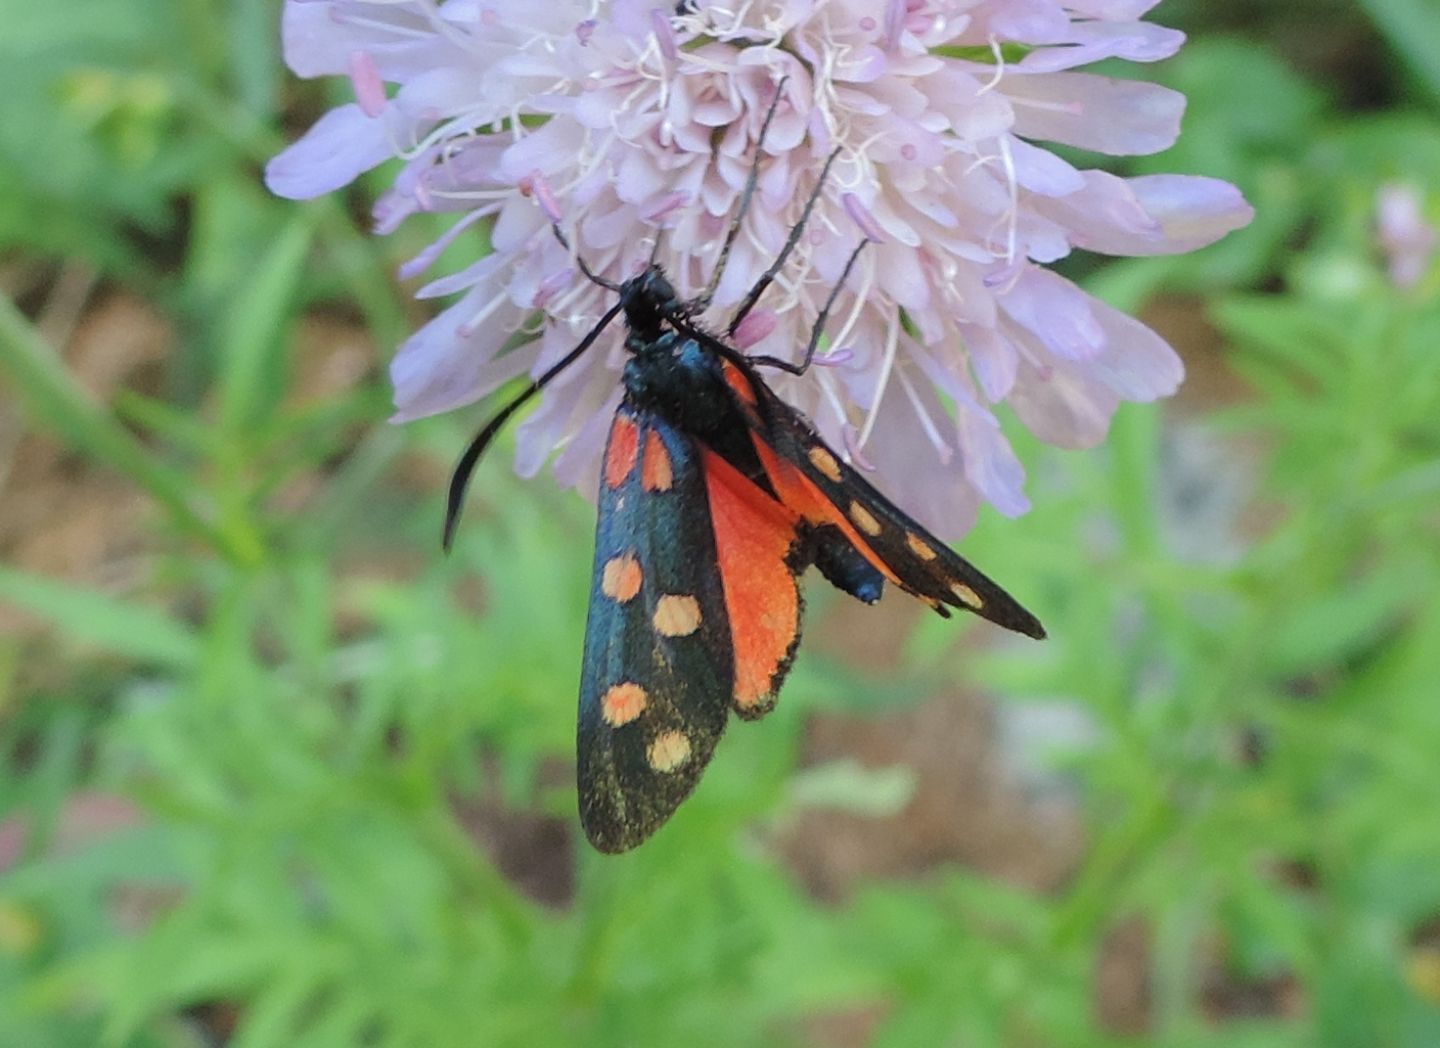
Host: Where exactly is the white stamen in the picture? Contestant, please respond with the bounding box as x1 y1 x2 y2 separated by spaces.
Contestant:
456 287 514 338
977 35 1007 96
856 308 900 450
825 251 874 375
896 367 954 464
842 423 878 471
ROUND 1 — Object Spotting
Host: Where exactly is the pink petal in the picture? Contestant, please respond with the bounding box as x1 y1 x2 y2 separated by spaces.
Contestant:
1065 1 1164 17
957 401 1030 517
1016 21 1184 71
264 104 394 199
1006 334 1121 449
1005 72 1184 155
389 287 532 422
1007 138 1086 197
514 337 614 477
1124 174 1255 251
1035 172 1253 256
999 268 1105 362
860 381 982 539
1086 296 1184 401
960 323 1019 402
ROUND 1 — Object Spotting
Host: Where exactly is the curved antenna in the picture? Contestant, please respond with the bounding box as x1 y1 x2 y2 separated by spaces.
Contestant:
552 224 621 293
443 299 625 550
726 145 844 335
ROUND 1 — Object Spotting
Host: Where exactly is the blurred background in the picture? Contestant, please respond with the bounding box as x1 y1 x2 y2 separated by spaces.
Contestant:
3 1 1440 1045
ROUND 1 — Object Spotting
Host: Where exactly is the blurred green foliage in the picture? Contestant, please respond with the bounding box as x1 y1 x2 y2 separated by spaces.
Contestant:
3 2 1440 1046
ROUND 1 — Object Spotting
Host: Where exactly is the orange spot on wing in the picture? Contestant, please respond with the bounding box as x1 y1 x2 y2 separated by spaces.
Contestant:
848 501 883 537
721 360 758 406
605 414 639 489
703 451 800 713
749 434 904 589
601 682 647 727
641 429 674 491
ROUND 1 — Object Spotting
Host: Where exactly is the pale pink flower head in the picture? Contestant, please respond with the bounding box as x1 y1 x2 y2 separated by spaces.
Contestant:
267 0 1253 537
1377 182 1437 290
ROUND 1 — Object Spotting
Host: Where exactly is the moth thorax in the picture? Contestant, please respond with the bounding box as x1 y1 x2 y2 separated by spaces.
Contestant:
622 338 729 431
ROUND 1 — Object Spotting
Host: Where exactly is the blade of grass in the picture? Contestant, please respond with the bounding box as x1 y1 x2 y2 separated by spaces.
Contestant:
216 213 317 437
0 566 200 669
0 293 255 562
1357 0 1440 108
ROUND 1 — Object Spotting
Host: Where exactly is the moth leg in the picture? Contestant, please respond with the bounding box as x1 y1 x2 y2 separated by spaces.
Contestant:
746 237 869 376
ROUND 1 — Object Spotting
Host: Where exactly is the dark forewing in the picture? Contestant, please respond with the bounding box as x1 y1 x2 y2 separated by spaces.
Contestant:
578 404 736 852
719 357 1045 639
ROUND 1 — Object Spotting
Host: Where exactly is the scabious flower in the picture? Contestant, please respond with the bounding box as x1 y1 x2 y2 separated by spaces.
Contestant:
267 0 1252 537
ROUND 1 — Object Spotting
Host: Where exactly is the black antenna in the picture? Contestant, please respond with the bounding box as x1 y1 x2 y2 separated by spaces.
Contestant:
443 299 624 550
726 145 844 335
553 225 621 293
443 174 628 549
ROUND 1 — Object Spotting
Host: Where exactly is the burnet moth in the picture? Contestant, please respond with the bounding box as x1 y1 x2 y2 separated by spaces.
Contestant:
444 78 1045 853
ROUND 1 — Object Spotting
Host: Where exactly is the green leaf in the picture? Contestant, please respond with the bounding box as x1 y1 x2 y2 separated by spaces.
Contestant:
0 567 199 668
216 213 317 436
1357 0 1440 108
0 293 248 559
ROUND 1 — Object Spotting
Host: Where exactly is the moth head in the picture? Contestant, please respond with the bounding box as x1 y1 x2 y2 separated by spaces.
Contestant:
620 265 679 342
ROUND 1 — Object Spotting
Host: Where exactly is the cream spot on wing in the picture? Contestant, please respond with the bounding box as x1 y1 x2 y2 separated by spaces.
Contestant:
951 582 983 609
848 501 882 537
601 552 642 602
647 730 691 772
653 594 702 637
601 682 647 727
808 446 842 482
905 532 938 561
